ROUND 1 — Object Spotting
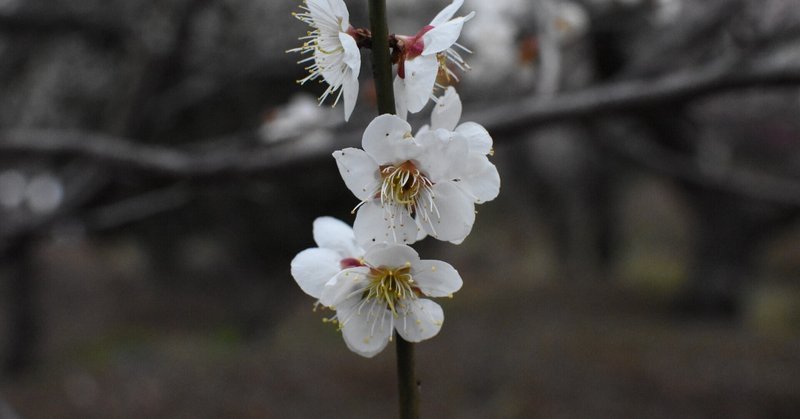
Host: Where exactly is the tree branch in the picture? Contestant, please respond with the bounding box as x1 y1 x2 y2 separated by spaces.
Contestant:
0 129 355 177
1 56 799 205
478 54 800 138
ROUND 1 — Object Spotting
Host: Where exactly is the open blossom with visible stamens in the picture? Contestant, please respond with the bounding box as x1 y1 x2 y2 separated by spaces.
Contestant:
333 113 499 245
316 243 462 357
393 0 475 119
291 216 365 300
288 0 361 121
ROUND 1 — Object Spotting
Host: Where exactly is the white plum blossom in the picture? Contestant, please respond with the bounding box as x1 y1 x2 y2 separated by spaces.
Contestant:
289 0 361 121
291 216 365 301
333 113 499 245
317 243 462 357
393 0 475 119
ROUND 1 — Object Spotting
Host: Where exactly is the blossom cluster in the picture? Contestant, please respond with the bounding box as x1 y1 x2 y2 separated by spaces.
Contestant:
289 0 499 357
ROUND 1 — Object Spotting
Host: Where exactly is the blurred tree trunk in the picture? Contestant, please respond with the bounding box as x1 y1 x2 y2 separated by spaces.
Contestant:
3 235 36 376
678 191 757 315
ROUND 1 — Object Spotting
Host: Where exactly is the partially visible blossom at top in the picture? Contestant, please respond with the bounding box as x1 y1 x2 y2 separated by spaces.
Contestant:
288 0 361 121
393 0 475 119
333 112 499 246
316 242 462 357
291 216 365 301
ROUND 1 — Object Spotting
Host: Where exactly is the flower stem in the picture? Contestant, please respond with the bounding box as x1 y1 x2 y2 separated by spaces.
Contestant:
395 335 419 419
368 0 397 115
367 3 416 417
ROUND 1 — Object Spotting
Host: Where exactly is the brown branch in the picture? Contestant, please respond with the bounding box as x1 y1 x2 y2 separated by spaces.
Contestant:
1 56 799 205
477 55 800 138
0 129 358 177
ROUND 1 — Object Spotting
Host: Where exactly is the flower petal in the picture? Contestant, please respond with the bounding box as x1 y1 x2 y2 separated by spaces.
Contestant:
319 266 370 307
424 181 475 244
455 154 500 204
353 200 420 246
290 247 342 299
339 32 361 76
338 298 393 358
312 216 363 258
363 243 420 269
403 55 439 114
306 0 347 30
429 0 464 26
327 0 350 29
411 260 463 297
342 73 359 122
333 147 380 201
362 114 418 165
396 299 444 342
414 129 470 183
393 76 408 121
421 13 475 56
455 122 493 155
431 86 461 131
339 33 361 122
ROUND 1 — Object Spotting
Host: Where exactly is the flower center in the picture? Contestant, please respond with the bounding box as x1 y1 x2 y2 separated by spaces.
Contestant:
379 161 433 212
365 265 416 316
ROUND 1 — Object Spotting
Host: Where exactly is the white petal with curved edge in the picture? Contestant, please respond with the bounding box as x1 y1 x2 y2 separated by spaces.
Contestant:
362 114 419 164
339 33 361 122
333 148 380 201
411 259 463 297
431 86 461 131
327 0 350 29
393 76 408 121
312 216 363 258
342 74 359 122
319 267 369 307
363 243 420 270
455 122 493 155
421 13 475 55
455 154 500 204
306 0 340 29
404 56 439 113
290 247 343 299
338 298 393 358
423 181 476 243
396 299 444 342
354 201 419 246
339 32 360 77
429 0 464 26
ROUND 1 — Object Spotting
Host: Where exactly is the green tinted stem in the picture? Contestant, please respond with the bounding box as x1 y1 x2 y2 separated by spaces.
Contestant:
368 0 397 115
395 335 419 419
